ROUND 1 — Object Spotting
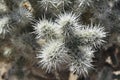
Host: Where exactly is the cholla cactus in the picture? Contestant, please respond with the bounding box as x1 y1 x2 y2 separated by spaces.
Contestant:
70 46 94 77
70 57 93 77
33 19 60 40
35 12 107 77
0 16 11 38
75 24 106 47
56 13 79 42
37 40 71 72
